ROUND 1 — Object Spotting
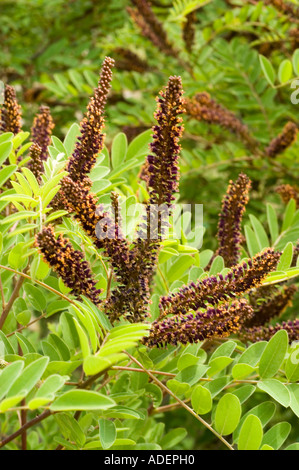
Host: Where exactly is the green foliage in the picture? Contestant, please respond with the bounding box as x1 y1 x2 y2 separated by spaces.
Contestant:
260 49 299 87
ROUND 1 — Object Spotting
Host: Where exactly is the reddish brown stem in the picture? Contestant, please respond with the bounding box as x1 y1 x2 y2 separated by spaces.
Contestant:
20 405 27 450
0 410 52 449
0 276 24 330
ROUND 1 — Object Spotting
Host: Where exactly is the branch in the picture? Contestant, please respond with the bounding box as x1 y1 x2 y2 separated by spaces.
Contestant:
20 403 27 450
0 410 52 449
111 365 175 377
0 274 5 310
6 314 46 338
0 265 76 305
125 351 235 451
